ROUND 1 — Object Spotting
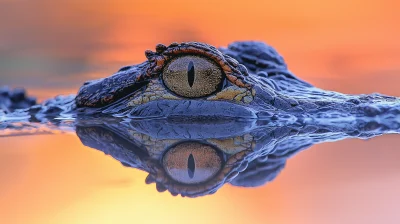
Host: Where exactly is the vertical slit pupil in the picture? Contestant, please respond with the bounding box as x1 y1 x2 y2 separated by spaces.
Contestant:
188 153 195 179
188 61 195 88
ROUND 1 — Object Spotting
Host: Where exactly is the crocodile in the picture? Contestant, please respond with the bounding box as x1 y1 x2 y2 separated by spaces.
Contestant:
1 41 400 197
1 41 399 124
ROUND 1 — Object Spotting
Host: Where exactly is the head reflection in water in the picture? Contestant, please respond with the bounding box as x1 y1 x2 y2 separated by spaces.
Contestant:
75 116 400 198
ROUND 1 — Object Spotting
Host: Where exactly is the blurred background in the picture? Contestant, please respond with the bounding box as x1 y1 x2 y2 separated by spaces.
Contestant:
1 0 400 224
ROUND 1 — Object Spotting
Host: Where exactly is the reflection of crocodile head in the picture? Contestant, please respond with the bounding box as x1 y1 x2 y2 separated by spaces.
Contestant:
75 117 400 198
76 119 255 197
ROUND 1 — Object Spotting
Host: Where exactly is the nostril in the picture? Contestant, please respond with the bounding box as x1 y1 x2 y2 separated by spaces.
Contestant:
83 81 91 86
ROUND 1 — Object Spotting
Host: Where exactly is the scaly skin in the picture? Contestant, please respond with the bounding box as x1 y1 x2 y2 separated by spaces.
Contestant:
1 41 400 197
1 41 399 123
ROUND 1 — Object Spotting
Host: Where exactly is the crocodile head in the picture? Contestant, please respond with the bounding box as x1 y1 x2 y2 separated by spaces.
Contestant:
74 42 337 120
75 41 399 120
2 41 398 127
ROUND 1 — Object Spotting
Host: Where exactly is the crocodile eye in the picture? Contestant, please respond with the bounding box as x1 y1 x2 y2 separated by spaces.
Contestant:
162 142 222 184
162 55 224 98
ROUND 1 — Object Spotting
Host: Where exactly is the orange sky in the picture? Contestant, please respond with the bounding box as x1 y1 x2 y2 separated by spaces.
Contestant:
1 0 400 97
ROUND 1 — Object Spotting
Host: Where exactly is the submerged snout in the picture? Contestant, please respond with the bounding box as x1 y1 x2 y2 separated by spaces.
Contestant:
125 100 258 119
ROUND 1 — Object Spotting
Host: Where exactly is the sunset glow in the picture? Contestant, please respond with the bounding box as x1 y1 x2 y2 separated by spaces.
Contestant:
1 0 400 223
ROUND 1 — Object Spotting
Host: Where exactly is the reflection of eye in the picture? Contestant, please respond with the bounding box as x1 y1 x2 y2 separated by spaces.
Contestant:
162 142 223 184
162 55 224 98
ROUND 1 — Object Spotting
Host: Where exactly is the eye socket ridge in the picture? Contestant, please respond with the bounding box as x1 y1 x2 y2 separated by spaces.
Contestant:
144 42 251 90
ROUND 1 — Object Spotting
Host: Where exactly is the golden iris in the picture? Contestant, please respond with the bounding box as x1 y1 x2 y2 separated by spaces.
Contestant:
162 55 224 98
